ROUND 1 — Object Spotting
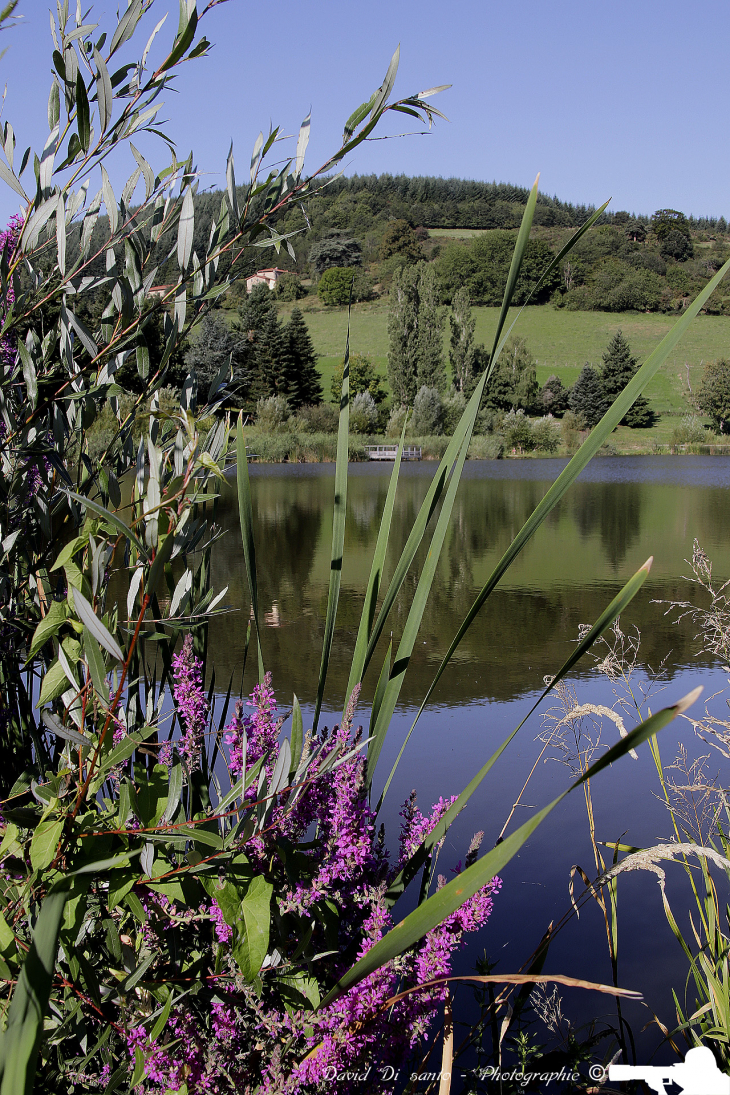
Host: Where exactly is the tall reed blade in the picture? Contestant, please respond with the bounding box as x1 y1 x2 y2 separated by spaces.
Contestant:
345 421 406 708
367 427 471 784
312 308 351 733
384 558 653 902
486 175 539 378
360 181 542 681
235 415 264 683
393 253 730 772
366 638 392 789
0 890 68 1095
321 687 701 1007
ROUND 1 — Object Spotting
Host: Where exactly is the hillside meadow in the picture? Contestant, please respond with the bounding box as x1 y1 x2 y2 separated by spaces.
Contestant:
275 299 730 417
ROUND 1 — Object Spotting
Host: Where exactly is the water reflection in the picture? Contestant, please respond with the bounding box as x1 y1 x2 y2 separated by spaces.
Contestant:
204 458 730 708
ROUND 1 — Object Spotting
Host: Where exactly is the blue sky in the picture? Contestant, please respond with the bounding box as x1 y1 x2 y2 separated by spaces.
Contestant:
0 0 727 224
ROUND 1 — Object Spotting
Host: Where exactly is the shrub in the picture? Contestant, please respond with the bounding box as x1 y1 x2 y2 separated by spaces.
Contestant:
531 415 561 453
671 414 711 445
411 385 444 435
275 272 306 300
385 403 409 437
350 390 379 433
561 409 585 452
295 402 339 433
468 434 505 459
255 395 291 432
442 390 467 434
331 352 387 405
539 374 570 415
502 409 535 452
318 266 373 305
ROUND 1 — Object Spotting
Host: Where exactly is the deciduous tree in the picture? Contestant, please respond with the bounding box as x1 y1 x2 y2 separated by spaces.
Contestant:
696 358 730 432
449 286 476 393
387 262 445 404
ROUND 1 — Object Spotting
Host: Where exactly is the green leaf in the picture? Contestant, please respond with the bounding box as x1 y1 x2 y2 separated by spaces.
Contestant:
107 870 136 911
162 762 183 824
0 913 15 960
37 658 69 707
66 491 148 559
30 816 63 872
130 1046 145 1089
16 340 36 412
75 71 90 152
0 158 28 202
109 0 143 57
100 164 117 236
233 876 272 982
135 764 169 827
147 530 175 601
0 890 68 1095
27 599 66 661
55 191 66 276
324 688 701 1009
177 187 194 272
71 586 124 663
149 989 173 1041
342 92 377 144
312 308 351 732
93 49 112 133
236 416 264 682
47 78 60 131
290 694 303 778
370 45 400 120
82 626 107 698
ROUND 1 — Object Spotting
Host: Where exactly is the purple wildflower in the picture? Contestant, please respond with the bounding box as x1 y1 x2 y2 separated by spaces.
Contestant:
172 634 208 770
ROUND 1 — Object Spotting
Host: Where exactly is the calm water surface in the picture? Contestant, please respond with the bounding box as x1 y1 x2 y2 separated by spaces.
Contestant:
209 457 730 1075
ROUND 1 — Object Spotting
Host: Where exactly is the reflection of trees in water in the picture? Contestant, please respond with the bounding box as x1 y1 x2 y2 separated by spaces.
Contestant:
204 470 718 710
572 483 642 569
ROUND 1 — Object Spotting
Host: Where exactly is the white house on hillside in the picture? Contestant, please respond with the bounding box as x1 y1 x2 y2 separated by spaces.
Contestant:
245 268 292 293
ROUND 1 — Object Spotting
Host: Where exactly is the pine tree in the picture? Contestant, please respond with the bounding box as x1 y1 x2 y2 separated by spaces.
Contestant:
254 309 291 402
233 285 286 406
285 308 322 408
600 330 653 427
182 311 248 407
569 364 606 427
449 286 476 393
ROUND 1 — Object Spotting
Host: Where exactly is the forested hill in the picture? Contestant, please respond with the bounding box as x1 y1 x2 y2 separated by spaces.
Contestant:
298 174 599 231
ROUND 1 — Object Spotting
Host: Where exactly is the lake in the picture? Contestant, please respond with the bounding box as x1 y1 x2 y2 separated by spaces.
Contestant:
207 456 730 1078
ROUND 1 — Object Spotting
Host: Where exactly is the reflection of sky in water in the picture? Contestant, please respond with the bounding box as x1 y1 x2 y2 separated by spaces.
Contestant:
225 457 730 1068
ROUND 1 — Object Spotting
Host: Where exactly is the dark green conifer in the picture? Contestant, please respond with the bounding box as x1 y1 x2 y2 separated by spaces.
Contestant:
600 330 654 427
285 308 322 408
569 364 606 427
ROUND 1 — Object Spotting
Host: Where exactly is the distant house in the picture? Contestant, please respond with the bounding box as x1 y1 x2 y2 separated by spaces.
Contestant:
245 268 292 294
147 284 176 300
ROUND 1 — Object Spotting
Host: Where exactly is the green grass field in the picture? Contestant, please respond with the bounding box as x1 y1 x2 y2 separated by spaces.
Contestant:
275 300 730 416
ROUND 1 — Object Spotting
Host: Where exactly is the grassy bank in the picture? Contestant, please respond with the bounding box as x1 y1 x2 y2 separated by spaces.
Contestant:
240 428 730 463
273 300 730 418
